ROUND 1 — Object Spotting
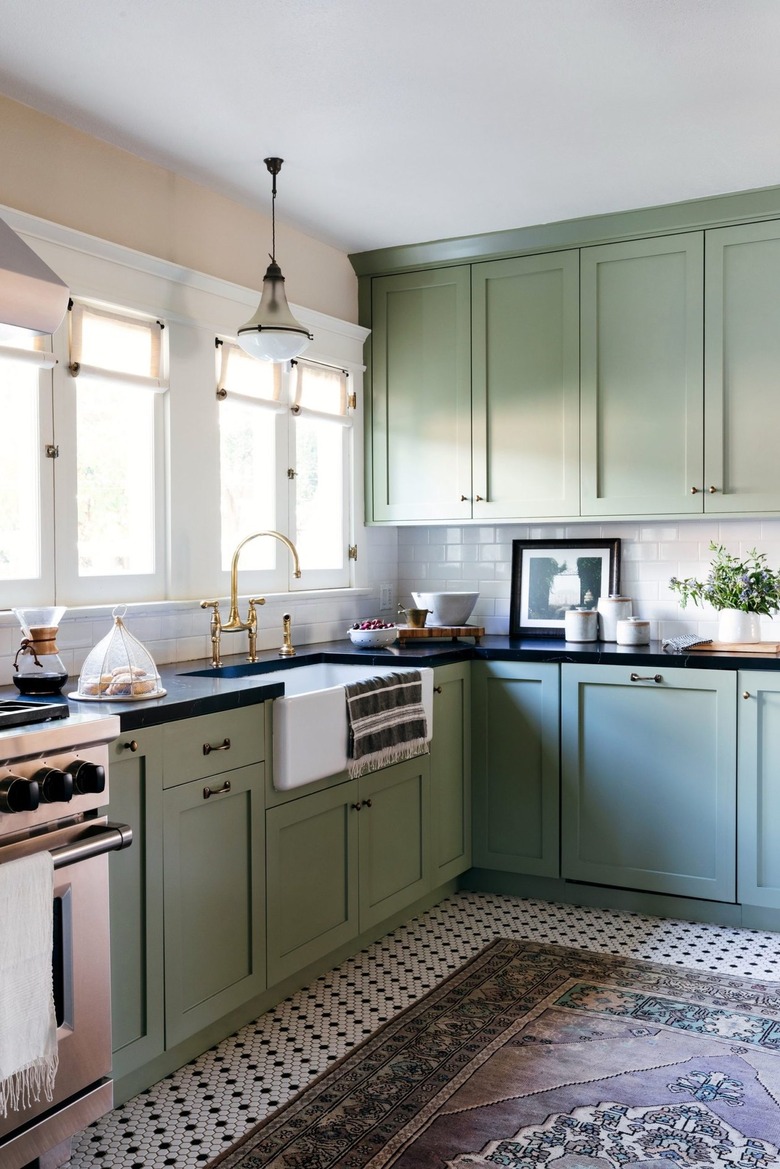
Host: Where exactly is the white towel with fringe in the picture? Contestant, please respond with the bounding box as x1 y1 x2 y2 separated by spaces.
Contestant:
345 670 429 778
0 851 58 1118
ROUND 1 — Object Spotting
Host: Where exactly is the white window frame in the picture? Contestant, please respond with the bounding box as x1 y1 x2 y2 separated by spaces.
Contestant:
0 205 369 610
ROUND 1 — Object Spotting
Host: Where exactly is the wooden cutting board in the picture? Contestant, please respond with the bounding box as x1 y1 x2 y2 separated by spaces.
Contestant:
397 624 485 644
690 641 780 654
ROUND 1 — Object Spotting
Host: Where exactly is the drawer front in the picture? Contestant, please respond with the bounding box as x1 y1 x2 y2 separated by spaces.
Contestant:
162 707 265 787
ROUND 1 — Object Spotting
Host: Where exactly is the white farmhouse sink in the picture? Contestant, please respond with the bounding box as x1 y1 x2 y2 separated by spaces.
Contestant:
260 663 434 791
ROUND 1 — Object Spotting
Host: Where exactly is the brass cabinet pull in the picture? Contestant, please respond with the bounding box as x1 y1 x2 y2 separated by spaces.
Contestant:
629 673 663 684
363 798 373 809
743 691 752 699
433 685 443 694
350 801 362 811
123 740 139 753
203 738 231 755
708 485 718 493
690 486 700 494
203 779 231 799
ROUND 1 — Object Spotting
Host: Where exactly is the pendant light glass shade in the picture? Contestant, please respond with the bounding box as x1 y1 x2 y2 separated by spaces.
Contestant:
237 158 313 363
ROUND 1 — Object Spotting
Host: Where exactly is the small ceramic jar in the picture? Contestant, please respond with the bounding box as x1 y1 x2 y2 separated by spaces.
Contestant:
564 607 598 642
597 595 632 641
616 617 651 646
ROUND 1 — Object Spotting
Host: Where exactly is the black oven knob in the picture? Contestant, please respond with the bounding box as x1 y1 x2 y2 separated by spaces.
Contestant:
0 775 40 813
33 767 74 804
66 759 106 795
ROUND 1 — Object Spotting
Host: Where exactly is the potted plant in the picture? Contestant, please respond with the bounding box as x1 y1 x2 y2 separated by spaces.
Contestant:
669 542 780 642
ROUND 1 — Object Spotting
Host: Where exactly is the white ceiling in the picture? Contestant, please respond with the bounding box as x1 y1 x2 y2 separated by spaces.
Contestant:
1 0 780 256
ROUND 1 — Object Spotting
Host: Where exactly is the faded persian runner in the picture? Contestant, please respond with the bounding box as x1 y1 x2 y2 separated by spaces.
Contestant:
209 937 780 1169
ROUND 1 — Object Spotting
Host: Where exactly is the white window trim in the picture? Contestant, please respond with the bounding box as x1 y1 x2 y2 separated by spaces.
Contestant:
0 204 371 607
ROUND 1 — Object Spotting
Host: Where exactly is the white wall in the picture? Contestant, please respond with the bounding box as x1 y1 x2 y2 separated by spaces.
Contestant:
398 518 780 642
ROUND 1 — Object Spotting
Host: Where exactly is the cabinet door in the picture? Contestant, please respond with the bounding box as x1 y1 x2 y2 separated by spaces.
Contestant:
472 661 560 877
266 780 360 986
358 755 432 931
738 671 780 908
472 251 580 518
108 729 165 1081
430 663 471 883
163 762 265 1047
561 664 736 901
705 222 780 512
370 267 472 521
581 234 704 515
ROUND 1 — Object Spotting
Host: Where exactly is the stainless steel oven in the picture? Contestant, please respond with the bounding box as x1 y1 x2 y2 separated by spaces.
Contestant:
0 702 130 1169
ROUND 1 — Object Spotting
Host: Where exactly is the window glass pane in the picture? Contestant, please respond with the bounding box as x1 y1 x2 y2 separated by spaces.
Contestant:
219 343 279 402
76 377 155 574
0 360 41 580
294 416 344 570
219 399 276 571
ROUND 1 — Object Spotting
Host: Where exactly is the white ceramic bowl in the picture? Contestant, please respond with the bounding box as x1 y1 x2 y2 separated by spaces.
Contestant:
411 591 479 627
348 625 398 648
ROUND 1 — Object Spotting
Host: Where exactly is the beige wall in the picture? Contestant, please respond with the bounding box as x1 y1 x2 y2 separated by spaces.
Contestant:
0 94 357 323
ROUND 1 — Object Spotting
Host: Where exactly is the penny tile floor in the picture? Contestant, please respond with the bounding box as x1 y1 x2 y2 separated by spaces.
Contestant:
67 891 780 1168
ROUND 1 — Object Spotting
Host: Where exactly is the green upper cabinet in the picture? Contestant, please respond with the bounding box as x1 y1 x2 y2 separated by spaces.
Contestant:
370 266 472 521
704 221 780 512
471 252 580 518
580 233 704 516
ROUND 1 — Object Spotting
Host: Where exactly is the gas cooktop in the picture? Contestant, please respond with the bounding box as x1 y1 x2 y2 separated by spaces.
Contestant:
0 699 70 728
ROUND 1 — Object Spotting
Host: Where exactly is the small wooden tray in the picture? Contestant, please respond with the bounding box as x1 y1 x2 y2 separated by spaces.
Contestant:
690 641 780 654
397 624 485 644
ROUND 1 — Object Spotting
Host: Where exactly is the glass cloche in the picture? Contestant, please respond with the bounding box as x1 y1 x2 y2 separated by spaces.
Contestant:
73 606 165 701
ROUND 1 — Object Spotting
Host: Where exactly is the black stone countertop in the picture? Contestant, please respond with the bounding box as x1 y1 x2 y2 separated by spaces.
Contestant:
7 634 780 732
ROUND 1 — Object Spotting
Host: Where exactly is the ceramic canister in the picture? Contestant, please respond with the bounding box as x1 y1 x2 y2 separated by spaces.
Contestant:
564 607 598 642
597 595 632 641
616 616 651 646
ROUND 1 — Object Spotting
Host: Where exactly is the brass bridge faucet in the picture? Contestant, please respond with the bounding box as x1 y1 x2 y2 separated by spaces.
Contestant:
201 531 302 667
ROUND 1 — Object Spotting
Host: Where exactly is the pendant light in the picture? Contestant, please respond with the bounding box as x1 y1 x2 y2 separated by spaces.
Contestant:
237 157 313 362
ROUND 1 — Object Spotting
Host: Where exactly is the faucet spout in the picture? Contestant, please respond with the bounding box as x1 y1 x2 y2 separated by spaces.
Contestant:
219 531 302 662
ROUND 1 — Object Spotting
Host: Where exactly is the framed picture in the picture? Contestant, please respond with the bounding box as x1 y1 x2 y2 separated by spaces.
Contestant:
510 538 621 638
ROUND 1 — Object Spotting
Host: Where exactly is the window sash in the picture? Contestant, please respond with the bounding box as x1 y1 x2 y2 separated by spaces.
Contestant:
70 301 167 387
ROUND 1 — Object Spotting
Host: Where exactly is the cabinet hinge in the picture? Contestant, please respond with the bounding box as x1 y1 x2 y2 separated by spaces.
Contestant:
347 390 357 410
287 467 297 479
45 444 59 459
348 544 358 562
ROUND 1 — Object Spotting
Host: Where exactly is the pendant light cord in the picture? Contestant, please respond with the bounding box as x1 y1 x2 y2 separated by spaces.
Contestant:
264 156 283 266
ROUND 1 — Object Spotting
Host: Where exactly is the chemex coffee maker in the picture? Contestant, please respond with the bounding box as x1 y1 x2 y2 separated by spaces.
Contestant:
12 606 68 695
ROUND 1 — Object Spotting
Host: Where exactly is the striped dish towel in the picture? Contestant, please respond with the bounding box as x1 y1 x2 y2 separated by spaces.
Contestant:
345 671 429 778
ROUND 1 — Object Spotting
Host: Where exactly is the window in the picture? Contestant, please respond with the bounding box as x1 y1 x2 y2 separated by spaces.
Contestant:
57 302 167 600
0 328 55 604
216 349 353 591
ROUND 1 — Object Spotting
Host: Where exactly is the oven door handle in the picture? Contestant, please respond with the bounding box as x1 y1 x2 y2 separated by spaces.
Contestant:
51 821 133 869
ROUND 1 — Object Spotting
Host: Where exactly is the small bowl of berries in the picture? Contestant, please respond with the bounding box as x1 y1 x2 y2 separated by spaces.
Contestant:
348 619 398 648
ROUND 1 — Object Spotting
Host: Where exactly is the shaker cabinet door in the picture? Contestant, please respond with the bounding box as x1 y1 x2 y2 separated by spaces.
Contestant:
471 251 580 518
580 233 704 515
561 664 736 901
370 266 472 521
705 221 780 512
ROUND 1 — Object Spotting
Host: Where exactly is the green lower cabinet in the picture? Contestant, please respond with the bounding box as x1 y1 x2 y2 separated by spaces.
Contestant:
266 780 360 986
266 754 432 983
358 755 432 932
738 671 780 908
472 661 560 877
108 728 165 1081
430 662 471 883
163 762 266 1047
561 664 737 901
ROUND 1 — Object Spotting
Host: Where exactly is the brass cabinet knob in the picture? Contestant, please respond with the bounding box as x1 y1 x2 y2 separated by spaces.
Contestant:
433 685 443 694
123 739 139 753
708 485 718 493
743 691 752 699
460 494 469 502
475 494 484 502
690 486 700 494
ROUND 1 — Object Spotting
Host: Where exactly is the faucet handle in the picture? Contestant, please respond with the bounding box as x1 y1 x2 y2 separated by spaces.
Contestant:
200 600 222 668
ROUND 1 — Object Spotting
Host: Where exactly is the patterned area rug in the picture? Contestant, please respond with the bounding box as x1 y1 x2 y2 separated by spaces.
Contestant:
208 938 780 1169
